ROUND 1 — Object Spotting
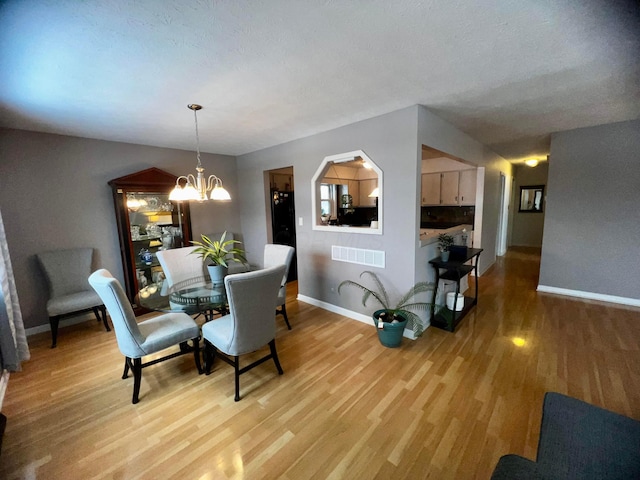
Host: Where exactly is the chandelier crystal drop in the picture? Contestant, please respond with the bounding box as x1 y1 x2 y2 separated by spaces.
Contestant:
169 104 231 202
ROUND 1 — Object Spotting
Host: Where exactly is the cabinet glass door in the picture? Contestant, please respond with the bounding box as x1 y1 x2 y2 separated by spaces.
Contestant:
126 192 186 292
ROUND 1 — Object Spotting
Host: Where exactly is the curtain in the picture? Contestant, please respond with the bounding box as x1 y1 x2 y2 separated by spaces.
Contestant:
0 208 30 372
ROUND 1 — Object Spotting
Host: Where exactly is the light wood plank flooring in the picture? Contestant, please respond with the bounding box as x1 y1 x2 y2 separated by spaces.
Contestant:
1 247 639 479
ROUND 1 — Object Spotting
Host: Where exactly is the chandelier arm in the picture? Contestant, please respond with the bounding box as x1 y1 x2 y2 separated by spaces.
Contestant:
175 175 191 187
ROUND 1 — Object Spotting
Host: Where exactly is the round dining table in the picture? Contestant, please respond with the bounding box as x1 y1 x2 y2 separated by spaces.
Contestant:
136 277 228 320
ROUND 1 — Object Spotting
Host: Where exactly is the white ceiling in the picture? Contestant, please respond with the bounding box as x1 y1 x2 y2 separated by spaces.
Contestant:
1 1 638 162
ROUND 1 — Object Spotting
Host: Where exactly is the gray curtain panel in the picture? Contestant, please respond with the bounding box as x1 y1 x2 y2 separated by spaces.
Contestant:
0 208 30 372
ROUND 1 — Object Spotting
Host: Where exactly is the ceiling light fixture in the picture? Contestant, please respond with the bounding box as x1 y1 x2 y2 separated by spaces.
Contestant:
525 159 539 167
169 104 231 202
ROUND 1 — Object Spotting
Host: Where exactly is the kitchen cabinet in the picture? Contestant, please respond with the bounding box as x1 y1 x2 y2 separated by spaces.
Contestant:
109 168 193 310
458 169 477 205
421 173 441 205
347 180 360 206
440 171 459 204
359 178 378 207
421 169 477 206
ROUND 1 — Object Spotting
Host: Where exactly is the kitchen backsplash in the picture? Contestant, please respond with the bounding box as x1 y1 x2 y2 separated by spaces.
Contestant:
421 206 475 228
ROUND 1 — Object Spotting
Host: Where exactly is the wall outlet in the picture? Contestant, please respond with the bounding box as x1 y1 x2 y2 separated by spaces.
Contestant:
298 216 303 226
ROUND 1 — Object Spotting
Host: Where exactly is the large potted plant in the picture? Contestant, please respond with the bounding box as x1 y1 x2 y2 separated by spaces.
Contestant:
338 271 441 347
190 232 248 284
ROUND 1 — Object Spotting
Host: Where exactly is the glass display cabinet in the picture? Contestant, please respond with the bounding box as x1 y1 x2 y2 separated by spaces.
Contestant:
109 168 192 310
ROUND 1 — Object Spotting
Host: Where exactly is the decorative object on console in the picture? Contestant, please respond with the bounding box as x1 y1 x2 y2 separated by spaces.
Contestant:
437 233 455 262
191 232 248 284
169 104 231 202
338 271 446 344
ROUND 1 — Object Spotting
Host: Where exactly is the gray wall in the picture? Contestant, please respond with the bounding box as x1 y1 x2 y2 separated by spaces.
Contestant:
237 107 421 316
237 105 512 320
539 119 640 299
0 128 239 329
509 163 548 247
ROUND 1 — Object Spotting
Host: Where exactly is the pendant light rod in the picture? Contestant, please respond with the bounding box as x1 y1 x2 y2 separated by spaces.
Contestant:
169 104 231 202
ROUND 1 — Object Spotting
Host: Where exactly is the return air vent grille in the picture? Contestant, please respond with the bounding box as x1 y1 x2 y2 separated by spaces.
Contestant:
331 246 385 268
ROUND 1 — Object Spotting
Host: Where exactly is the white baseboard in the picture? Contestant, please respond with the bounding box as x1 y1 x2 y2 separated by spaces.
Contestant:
296 294 418 339
25 312 97 337
537 285 640 308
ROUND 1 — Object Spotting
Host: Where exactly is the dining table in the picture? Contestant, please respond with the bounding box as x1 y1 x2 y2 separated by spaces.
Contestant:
136 276 228 321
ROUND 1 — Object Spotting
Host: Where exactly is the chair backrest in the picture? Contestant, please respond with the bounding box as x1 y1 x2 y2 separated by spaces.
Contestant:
263 244 295 287
155 246 205 289
37 247 96 298
222 265 286 356
88 269 146 358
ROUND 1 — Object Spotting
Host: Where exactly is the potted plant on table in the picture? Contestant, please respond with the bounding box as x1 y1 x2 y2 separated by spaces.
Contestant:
437 233 455 262
190 232 248 284
338 271 442 347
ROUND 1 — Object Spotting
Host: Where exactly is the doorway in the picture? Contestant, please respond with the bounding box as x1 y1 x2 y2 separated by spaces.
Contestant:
268 167 297 281
496 172 510 256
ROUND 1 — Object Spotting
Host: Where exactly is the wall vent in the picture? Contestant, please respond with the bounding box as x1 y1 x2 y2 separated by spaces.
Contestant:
331 245 385 268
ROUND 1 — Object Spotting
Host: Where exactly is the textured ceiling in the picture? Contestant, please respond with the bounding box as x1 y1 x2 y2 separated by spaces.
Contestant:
1 1 639 161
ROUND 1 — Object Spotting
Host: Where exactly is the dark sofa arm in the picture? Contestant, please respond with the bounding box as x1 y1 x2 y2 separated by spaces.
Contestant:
491 454 545 480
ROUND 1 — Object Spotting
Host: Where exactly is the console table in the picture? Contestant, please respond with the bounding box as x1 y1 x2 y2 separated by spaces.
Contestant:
429 248 483 332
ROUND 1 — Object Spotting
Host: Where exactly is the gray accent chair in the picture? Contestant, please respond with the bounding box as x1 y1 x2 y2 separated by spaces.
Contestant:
263 244 295 329
37 248 109 348
491 392 640 479
202 265 286 401
88 269 201 404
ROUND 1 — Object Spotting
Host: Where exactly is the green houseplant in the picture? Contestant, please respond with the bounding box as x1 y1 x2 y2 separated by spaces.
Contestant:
338 271 442 347
191 232 248 283
437 233 455 261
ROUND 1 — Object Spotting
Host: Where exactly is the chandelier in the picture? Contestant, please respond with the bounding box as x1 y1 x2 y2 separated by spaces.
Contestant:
169 104 231 202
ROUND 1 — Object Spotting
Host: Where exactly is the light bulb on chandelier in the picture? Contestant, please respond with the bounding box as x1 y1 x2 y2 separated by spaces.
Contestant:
169 104 231 202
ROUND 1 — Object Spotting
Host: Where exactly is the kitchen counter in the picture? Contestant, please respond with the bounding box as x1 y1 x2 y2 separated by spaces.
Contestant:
419 224 472 248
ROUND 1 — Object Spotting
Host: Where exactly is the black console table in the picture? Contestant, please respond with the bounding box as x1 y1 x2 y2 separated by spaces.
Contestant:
429 248 483 332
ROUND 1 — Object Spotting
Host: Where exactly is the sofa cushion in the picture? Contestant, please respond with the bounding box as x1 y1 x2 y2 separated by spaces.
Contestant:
536 392 640 479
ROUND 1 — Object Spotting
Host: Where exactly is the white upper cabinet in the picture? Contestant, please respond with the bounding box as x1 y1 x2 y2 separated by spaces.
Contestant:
359 178 378 206
421 169 477 206
440 171 459 204
458 169 477 205
421 173 441 205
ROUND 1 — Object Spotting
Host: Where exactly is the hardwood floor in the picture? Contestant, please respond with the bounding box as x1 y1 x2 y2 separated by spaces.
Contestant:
2 247 639 479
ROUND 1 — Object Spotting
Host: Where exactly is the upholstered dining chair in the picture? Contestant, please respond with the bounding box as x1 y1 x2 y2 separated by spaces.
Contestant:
88 269 201 404
263 244 295 329
202 265 286 401
155 246 206 290
37 247 110 348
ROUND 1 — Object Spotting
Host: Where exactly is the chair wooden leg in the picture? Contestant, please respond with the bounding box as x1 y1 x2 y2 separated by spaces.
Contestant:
193 337 202 374
131 357 142 404
204 341 215 375
99 305 110 331
280 303 291 330
122 358 131 379
49 316 60 348
269 339 284 375
234 356 241 402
